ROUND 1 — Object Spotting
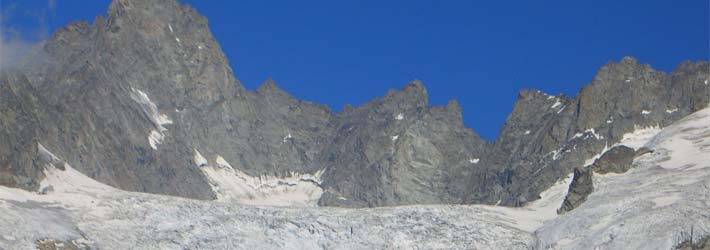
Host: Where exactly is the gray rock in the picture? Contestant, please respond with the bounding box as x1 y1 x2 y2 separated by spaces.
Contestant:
635 147 654 157
558 166 593 214
591 145 636 174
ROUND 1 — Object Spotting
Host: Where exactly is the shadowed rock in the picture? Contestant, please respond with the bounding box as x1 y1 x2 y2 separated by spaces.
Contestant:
592 145 636 174
558 166 593 214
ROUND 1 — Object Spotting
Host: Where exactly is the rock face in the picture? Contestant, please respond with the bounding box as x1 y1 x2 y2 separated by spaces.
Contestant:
1 0 709 207
475 57 710 206
557 166 593 214
591 145 636 174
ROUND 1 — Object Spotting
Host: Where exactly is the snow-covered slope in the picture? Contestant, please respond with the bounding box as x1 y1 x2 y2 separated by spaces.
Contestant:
0 164 535 249
1 107 709 249
536 106 710 250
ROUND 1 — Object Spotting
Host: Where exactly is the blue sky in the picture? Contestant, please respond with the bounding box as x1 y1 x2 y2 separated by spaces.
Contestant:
2 0 708 140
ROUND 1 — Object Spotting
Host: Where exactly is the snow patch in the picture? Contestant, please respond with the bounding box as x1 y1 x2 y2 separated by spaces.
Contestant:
200 157 325 207
469 158 480 164
524 130 531 135
665 108 678 114
570 128 604 141
168 24 173 33
283 133 292 143
130 88 172 150
583 125 661 167
215 155 233 170
550 149 563 160
37 143 61 163
395 113 404 120
193 149 208 167
556 106 566 114
392 135 399 141
641 110 651 115
148 130 164 150
550 101 563 109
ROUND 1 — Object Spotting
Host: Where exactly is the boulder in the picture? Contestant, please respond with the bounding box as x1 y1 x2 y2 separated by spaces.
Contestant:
592 145 636 174
558 166 593 214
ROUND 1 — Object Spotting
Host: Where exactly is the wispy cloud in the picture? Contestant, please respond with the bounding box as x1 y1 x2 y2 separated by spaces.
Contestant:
1 0 56 69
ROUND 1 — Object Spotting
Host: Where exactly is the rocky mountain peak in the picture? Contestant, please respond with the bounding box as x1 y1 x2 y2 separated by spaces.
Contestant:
1 0 708 211
446 99 462 116
381 80 429 111
256 78 292 98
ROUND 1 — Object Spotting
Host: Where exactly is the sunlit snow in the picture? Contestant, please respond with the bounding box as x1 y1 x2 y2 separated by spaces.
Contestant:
129 88 172 150
200 155 324 207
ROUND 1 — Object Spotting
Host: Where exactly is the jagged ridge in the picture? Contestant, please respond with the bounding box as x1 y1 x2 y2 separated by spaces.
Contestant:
0 0 708 208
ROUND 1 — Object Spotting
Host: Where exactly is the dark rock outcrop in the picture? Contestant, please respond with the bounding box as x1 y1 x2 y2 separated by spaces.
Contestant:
558 166 594 214
635 147 654 157
591 145 636 174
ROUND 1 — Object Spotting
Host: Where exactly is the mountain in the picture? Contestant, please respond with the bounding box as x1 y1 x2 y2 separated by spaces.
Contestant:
1 106 708 249
1 0 708 211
